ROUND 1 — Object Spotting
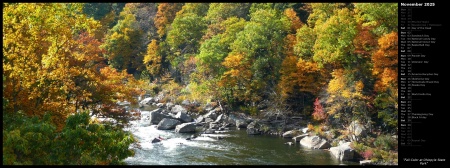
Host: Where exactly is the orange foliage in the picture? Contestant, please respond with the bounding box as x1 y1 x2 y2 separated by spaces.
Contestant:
219 53 253 101
284 8 303 33
353 23 377 57
372 31 398 92
279 56 327 100
154 3 183 38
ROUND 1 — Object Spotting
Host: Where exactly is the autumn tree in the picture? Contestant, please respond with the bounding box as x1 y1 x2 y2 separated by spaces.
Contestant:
154 3 183 39
3 3 143 130
312 7 357 68
312 98 327 122
227 7 290 104
218 53 252 105
284 8 303 56
202 3 251 40
143 39 162 78
101 4 144 74
372 32 398 92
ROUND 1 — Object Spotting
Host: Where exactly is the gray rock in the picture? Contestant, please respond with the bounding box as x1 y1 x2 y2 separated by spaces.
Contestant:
203 110 217 120
166 102 175 110
175 123 196 133
324 130 336 139
204 102 216 111
215 114 224 123
151 137 161 143
175 112 193 123
285 142 294 146
117 101 131 106
300 136 331 149
246 121 261 135
329 142 355 161
301 127 309 133
348 120 367 137
149 110 167 125
360 160 373 165
139 97 154 106
292 133 309 142
181 100 190 106
209 122 220 129
171 105 187 114
235 119 248 128
204 118 214 123
282 130 296 138
156 103 165 108
204 129 216 134
196 116 205 123
157 118 181 130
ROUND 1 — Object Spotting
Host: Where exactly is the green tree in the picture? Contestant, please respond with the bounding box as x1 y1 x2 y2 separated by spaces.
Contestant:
354 3 398 35
101 5 144 74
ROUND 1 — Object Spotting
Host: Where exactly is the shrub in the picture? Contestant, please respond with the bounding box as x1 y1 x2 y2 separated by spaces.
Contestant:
240 106 259 116
362 148 374 160
3 112 135 165
312 98 327 122
373 134 397 151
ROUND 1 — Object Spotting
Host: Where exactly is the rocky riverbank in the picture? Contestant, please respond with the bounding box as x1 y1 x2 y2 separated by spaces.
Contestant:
97 93 395 165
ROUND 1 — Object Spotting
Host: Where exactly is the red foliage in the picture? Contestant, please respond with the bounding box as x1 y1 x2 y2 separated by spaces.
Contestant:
362 149 374 160
312 97 327 122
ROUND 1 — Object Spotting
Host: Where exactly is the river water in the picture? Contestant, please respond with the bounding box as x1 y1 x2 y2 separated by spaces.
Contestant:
122 109 358 165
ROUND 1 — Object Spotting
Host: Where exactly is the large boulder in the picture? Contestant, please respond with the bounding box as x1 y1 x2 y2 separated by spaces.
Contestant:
156 103 165 108
292 134 309 142
157 118 181 130
235 119 248 128
175 123 196 133
203 110 217 120
329 142 355 161
246 121 261 135
300 136 331 149
196 116 205 123
151 137 161 143
175 112 193 123
171 105 187 114
149 109 167 124
139 97 154 106
348 120 367 137
204 118 214 123
282 130 297 138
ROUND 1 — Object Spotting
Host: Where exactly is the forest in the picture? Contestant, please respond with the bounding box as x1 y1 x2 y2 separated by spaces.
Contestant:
3 3 398 165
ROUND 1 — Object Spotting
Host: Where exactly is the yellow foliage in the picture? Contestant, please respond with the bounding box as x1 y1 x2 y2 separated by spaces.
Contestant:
327 69 346 94
144 40 162 76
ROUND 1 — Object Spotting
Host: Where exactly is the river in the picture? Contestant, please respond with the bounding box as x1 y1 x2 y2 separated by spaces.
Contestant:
121 109 359 165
